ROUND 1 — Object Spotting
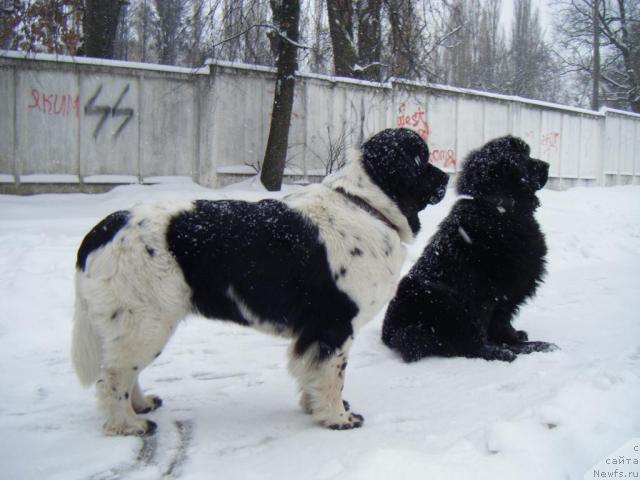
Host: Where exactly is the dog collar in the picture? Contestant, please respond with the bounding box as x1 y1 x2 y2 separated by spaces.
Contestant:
334 187 400 233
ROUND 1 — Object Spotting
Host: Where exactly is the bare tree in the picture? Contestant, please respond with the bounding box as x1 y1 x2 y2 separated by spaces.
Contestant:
128 0 157 63
591 0 601 109
507 0 551 99
153 0 187 65
382 0 455 82
476 0 507 92
82 0 123 58
384 0 423 79
306 0 332 73
260 0 302 191
326 0 358 76
554 0 640 112
1 0 83 54
356 0 382 80
309 123 354 175
441 0 473 87
324 0 383 79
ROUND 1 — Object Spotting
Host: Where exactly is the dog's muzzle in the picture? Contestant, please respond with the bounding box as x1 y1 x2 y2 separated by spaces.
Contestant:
427 169 450 205
531 159 549 190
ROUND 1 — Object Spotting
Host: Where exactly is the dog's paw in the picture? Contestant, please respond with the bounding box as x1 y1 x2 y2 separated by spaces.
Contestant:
103 419 157 437
327 412 364 430
510 341 559 355
477 344 517 362
133 395 163 414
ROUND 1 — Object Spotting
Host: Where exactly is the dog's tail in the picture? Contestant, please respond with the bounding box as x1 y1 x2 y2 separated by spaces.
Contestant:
71 275 102 387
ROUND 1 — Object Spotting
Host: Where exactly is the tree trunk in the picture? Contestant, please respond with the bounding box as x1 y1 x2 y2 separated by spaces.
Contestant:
357 0 382 81
591 0 600 111
327 0 358 77
386 0 418 79
81 0 122 59
260 0 301 191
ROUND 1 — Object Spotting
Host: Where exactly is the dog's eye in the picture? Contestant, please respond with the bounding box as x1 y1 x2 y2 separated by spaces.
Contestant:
414 156 421 167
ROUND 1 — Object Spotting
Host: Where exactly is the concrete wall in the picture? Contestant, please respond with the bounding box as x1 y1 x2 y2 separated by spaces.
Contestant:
1 51 639 192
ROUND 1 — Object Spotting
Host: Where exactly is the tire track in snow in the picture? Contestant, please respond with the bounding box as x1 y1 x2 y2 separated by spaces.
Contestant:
87 419 192 480
163 420 193 479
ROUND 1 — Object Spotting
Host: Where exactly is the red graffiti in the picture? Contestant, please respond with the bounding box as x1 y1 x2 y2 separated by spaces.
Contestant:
396 102 430 140
541 132 560 153
430 149 456 169
28 89 80 118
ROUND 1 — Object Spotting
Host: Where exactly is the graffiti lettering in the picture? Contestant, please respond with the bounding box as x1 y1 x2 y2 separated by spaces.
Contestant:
395 102 456 169
541 132 560 153
84 84 134 140
396 102 430 140
28 89 80 117
430 149 456 169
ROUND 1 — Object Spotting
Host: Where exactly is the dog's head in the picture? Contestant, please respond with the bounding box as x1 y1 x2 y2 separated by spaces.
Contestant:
457 135 548 205
361 128 449 234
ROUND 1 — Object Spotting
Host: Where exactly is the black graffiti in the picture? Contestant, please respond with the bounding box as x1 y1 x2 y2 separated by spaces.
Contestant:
84 84 134 140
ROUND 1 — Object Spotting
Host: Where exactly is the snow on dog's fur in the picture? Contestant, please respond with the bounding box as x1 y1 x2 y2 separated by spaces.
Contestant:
71 128 449 436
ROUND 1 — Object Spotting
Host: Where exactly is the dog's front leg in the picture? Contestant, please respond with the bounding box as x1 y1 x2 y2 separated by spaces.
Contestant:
288 338 363 430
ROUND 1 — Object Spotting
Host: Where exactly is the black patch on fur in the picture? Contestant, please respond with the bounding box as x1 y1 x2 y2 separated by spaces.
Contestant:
339 266 347 277
360 128 449 235
145 245 155 257
76 210 130 271
124 392 129 400
350 247 363 257
383 135 552 362
166 199 358 359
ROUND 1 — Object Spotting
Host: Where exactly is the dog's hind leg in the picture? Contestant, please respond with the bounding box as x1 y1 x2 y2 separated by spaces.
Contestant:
98 367 157 436
96 309 181 436
288 338 363 430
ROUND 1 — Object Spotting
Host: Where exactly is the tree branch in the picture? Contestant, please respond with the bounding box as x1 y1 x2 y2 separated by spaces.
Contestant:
212 23 308 50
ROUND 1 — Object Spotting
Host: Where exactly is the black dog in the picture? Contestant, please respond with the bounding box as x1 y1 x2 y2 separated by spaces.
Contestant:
382 135 557 362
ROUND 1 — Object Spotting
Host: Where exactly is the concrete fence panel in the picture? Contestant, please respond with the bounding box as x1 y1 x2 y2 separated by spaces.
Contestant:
1 51 639 193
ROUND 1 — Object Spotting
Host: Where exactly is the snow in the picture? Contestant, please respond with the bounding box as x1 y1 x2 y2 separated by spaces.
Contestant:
19 174 80 184
0 182 639 480
83 175 138 184
1 49 209 76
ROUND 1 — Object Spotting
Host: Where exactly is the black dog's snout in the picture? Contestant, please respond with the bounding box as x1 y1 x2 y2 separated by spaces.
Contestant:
532 159 549 190
428 169 449 205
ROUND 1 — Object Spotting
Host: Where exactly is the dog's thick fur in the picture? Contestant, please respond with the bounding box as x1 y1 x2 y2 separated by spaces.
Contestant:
71 128 449 435
382 135 557 362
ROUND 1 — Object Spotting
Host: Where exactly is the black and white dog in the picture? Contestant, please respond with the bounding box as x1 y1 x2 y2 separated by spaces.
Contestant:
71 128 449 435
382 135 557 363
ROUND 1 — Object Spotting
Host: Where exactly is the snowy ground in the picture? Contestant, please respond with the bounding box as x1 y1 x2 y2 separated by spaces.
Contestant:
1 180 639 480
